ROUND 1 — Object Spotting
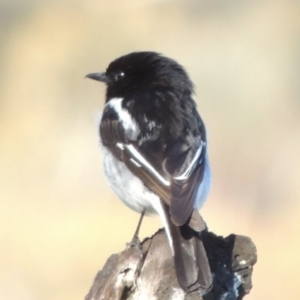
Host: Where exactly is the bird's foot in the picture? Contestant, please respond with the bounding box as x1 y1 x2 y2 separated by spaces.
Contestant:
126 235 142 249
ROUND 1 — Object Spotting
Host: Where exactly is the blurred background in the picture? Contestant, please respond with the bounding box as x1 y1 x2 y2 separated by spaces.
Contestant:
1 0 300 299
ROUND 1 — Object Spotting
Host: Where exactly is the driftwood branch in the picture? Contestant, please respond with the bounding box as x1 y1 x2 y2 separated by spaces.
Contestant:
85 229 257 300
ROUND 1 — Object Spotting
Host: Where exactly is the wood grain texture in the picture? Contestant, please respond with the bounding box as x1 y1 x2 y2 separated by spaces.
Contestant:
85 229 257 300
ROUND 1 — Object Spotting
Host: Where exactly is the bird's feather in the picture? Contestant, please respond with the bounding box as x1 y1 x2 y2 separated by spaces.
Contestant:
100 102 207 229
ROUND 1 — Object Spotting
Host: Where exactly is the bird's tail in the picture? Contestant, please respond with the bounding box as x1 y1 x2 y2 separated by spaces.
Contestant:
167 213 212 294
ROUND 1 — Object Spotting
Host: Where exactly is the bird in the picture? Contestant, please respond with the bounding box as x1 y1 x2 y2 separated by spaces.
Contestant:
86 51 212 294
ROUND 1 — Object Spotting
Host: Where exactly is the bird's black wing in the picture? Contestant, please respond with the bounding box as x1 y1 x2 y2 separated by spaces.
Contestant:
164 136 207 227
100 107 172 207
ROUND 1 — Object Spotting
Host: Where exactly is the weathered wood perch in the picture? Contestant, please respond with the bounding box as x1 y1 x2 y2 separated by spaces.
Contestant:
85 229 257 300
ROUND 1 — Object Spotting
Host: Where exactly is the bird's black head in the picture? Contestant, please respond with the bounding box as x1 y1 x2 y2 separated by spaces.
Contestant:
86 51 194 102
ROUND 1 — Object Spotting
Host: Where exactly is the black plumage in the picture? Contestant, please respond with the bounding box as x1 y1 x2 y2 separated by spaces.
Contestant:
86 51 212 294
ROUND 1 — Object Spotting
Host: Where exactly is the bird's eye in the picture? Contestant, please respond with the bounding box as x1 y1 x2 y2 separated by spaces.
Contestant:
114 71 125 81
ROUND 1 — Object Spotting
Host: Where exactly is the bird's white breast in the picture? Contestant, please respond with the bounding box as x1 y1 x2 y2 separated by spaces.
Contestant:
102 145 158 215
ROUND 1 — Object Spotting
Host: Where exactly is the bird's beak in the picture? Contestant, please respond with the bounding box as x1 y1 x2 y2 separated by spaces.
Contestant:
85 72 108 83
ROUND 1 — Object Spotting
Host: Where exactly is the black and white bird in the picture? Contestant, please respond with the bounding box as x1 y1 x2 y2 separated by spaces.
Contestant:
86 51 212 294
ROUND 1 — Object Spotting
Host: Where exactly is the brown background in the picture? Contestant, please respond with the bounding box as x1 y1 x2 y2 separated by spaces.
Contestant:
1 1 300 299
